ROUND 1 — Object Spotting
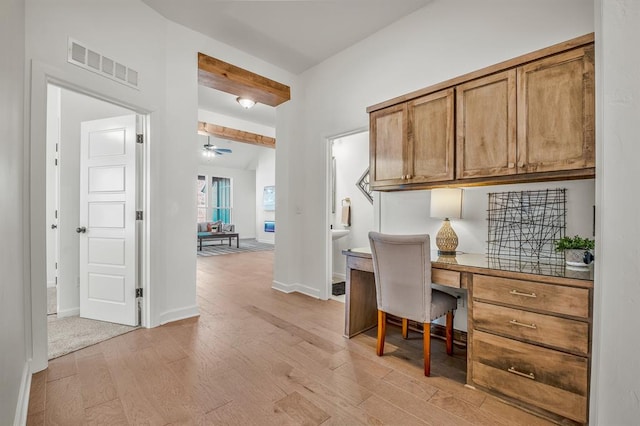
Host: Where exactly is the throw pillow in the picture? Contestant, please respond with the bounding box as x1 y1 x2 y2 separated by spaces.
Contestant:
206 222 214 232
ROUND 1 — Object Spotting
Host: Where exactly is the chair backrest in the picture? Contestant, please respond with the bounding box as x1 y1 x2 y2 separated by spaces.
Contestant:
368 231 432 323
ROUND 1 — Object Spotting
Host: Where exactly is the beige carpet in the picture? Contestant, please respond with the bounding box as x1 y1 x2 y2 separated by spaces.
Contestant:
48 315 138 360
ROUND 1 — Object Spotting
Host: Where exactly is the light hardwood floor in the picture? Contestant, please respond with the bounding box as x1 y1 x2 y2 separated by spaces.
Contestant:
27 251 552 425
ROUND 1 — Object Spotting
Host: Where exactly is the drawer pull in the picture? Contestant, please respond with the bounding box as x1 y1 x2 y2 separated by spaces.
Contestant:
509 289 537 298
508 367 535 380
509 319 537 329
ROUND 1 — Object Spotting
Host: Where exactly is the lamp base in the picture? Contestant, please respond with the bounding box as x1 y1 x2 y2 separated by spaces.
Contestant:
435 218 459 255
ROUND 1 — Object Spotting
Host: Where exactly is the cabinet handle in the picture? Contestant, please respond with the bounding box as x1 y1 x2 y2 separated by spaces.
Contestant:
509 319 537 329
509 289 537 298
508 367 535 380
406 174 411 179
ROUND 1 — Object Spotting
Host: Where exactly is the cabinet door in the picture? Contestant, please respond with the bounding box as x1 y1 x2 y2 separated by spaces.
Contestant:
456 70 517 179
407 89 454 183
370 103 408 187
517 45 595 173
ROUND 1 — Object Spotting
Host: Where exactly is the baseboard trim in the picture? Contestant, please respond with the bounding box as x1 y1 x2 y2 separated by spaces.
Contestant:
272 280 320 299
56 307 79 318
158 304 200 326
14 361 31 426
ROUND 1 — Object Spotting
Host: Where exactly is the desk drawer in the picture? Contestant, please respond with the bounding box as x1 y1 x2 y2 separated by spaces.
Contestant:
473 302 589 355
432 269 460 288
473 275 589 318
472 330 588 423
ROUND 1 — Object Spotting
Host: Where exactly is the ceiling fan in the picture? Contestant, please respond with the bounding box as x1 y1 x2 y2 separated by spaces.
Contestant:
202 137 232 158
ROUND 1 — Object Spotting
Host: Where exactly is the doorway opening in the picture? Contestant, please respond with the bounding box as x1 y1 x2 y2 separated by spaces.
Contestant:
45 84 144 359
326 129 373 302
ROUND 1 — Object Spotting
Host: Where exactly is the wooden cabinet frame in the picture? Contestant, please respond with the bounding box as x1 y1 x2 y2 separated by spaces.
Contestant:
368 33 595 191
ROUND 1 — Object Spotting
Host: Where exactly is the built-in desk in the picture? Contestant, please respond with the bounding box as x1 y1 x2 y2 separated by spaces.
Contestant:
343 248 593 425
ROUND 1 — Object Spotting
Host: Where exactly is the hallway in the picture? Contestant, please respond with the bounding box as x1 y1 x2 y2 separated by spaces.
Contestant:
27 251 550 425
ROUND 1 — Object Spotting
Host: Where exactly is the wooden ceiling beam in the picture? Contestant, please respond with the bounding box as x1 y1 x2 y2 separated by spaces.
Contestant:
198 53 291 107
198 122 276 149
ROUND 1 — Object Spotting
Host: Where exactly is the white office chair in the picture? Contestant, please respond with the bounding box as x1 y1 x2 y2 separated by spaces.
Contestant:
368 231 457 376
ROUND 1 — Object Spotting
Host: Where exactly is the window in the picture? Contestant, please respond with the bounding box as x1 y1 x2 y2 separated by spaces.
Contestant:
196 175 232 224
197 175 207 223
211 177 231 223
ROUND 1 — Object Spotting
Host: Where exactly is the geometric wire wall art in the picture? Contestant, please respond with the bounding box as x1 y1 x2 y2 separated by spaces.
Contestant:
487 188 566 263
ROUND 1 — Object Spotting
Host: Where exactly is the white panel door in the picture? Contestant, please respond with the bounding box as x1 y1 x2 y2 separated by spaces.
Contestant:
79 115 137 326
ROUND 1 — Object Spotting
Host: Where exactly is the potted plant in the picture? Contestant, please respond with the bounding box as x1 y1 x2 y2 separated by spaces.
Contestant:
555 235 595 267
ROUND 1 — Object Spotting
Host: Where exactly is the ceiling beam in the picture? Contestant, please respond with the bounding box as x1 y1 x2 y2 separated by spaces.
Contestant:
198 53 291 107
198 122 276 149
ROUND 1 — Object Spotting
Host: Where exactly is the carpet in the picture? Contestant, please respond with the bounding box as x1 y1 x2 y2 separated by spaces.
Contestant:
332 281 346 296
47 287 57 315
197 238 274 256
48 315 138 360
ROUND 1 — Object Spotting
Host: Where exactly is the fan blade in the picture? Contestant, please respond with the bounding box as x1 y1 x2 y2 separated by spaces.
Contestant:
215 148 232 153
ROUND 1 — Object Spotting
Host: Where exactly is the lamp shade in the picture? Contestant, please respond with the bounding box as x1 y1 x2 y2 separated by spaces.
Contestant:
430 188 463 219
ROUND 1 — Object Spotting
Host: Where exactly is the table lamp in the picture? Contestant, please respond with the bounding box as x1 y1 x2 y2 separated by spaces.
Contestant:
430 188 463 255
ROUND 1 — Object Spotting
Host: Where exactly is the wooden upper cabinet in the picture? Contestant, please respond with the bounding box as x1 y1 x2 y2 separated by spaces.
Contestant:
370 103 407 186
370 89 454 188
368 35 595 190
408 89 455 183
456 70 517 179
517 45 595 173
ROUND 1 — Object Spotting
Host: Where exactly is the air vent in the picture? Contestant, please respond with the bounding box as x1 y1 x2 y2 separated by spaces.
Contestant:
67 38 139 90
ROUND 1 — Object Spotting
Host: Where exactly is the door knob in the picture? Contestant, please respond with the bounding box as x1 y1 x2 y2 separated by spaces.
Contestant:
76 227 87 233
51 224 57 229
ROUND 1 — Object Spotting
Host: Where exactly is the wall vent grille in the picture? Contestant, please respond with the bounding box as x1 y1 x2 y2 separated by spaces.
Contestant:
67 38 139 90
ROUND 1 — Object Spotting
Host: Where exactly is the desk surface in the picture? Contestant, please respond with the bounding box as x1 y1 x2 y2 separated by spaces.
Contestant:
343 247 593 284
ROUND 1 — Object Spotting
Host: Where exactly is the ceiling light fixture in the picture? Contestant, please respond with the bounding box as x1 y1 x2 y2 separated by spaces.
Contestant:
236 97 256 109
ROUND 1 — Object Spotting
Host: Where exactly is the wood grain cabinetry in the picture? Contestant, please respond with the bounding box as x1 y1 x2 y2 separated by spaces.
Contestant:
370 89 454 188
456 70 517 179
517 45 595 174
370 103 407 185
368 34 595 191
471 274 592 424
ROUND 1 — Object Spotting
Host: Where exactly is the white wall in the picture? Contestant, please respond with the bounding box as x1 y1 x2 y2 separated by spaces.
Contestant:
1 0 29 424
54 88 132 317
277 0 595 301
256 148 276 243
591 0 640 422
197 165 256 238
331 132 373 280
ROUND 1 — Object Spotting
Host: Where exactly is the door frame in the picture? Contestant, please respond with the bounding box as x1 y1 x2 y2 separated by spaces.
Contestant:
28 61 152 372
324 127 372 301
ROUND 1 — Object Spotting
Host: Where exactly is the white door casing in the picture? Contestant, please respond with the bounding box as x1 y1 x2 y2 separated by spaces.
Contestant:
79 115 137 326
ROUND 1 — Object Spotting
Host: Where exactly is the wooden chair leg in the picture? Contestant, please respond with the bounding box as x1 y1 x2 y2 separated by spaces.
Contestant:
401 318 409 339
423 322 431 376
376 310 386 356
446 311 454 356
